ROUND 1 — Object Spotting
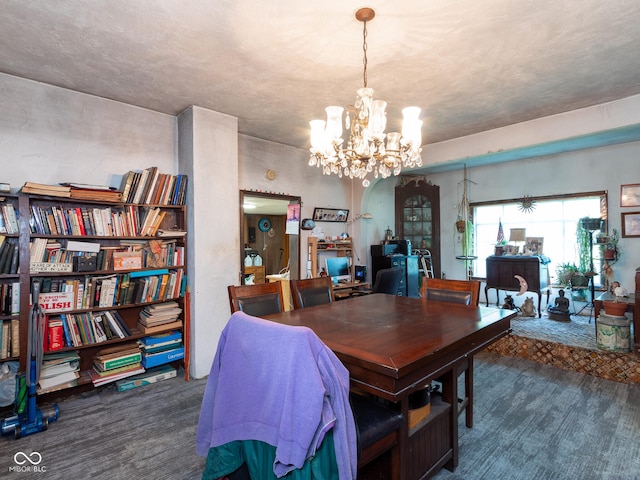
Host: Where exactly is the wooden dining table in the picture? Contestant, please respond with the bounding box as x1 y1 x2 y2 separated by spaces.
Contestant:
265 293 515 480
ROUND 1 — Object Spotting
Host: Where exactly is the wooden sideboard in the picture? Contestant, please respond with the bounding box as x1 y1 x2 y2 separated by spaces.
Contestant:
485 255 550 317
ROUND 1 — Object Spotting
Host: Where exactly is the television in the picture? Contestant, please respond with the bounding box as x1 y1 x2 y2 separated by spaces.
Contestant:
325 256 351 283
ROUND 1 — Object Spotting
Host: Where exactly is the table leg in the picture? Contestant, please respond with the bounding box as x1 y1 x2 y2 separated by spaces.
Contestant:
441 369 458 471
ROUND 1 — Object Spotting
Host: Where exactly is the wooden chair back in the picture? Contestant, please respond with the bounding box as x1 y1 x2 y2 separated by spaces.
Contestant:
290 277 334 309
227 282 285 317
421 278 481 306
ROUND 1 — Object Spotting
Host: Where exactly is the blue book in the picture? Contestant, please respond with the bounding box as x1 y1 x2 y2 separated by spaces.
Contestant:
60 314 73 347
141 345 184 369
130 269 169 279
141 330 182 347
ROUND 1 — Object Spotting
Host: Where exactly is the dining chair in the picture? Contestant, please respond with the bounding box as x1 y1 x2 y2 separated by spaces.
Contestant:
227 282 285 317
197 311 403 479
290 276 334 309
372 267 404 295
421 277 481 428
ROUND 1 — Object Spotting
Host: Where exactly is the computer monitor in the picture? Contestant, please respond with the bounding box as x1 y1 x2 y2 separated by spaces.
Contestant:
325 256 351 283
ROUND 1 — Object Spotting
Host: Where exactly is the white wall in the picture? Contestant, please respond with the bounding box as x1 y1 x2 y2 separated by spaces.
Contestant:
3 71 639 378
0 73 176 185
362 142 640 301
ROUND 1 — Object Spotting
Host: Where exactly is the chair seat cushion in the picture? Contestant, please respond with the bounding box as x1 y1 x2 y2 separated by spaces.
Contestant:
350 393 403 449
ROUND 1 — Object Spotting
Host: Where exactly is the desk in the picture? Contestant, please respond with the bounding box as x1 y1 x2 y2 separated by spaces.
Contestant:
266 294 514 479
593 291 637 354
332 281 370 300
485 255 550 317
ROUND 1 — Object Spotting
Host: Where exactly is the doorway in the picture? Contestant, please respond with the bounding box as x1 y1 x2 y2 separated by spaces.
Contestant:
240 190 301 284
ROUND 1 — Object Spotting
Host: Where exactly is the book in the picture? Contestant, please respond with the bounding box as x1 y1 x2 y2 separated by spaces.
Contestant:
90 364 145 387
37 370 80 391
94 351 142 371
140 330 182 347
21 182 71 197
10 319 19 357
47 317 65 351
137 320 182 335
141 345 184 369
115 364 177 392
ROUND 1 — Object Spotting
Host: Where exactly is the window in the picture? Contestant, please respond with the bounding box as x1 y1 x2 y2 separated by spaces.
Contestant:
472 192 607 284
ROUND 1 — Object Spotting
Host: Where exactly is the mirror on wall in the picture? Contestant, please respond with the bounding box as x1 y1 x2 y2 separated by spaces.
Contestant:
240 190 300 285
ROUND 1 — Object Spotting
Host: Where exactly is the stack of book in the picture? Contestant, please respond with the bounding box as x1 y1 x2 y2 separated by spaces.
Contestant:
60 183 123 202
37 351 81 394
139 330 184 369
138 301 182 334
21 182 71 198
90 343 144 387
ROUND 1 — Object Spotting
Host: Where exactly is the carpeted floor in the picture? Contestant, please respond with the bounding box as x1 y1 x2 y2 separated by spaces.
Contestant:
433 351 640 480
2 352 639 480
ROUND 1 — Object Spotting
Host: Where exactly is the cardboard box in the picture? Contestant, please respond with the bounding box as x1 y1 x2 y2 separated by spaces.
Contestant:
115 365 177 392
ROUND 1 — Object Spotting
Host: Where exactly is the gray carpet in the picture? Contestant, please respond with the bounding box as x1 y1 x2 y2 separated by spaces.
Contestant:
433 352 640 480
2 352 639 480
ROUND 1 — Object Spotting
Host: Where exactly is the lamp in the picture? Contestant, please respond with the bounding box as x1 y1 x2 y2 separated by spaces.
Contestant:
509 228 526 253
308 8 423 188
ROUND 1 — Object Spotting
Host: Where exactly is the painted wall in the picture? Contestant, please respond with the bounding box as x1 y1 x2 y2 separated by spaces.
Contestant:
364 142 640 305
3 70 639 379
0 72 176 185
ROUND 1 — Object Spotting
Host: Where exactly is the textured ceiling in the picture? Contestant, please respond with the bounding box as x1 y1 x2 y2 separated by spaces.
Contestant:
3 0 640 159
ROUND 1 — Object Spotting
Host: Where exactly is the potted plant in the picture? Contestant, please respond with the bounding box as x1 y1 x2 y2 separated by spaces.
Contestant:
576 217 596 276
556 262 579 286
602 228 620 261
603 285 628 316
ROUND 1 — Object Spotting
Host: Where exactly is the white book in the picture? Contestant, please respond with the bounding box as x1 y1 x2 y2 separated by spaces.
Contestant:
92 208 105 236
104 311 126 339
11 282 20 315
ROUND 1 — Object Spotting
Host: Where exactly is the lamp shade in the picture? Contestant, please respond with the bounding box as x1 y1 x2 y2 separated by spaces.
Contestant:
509 228 526 242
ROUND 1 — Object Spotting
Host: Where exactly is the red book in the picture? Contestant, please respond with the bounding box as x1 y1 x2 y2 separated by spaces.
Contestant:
47 317 65 350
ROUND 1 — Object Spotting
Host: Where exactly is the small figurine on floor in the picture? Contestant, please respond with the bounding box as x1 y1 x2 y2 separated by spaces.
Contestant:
548 289 571 322
520 297 536 317
502 295 520 311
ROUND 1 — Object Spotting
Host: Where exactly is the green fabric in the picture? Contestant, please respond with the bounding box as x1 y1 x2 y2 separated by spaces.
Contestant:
203 431 338 480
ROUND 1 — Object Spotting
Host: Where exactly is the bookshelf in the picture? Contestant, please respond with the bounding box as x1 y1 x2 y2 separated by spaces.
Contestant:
307 237 353 278
14 191 188 397
0 194 20 362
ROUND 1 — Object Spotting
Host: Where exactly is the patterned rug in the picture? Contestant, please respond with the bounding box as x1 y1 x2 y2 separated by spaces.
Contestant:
487 308 640 384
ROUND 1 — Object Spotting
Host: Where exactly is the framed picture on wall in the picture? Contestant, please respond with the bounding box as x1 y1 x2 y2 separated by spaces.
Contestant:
621 212 640 237
620 184 640 207
313 208 349 222
524 237 544 255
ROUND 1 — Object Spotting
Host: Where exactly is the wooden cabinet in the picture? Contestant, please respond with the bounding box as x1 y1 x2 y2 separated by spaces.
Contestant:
395 180 440 278
485 255 550 317
15 192 188 396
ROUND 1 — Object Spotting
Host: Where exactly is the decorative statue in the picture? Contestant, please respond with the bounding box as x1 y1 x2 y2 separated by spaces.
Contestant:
520 297 536 317
548 289 571 321
502 295 517 311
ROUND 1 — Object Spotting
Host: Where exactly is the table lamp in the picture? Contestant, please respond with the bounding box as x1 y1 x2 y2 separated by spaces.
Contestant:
509 228 526 254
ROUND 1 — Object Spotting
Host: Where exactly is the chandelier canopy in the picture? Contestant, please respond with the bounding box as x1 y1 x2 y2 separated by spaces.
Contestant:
308 7 423 187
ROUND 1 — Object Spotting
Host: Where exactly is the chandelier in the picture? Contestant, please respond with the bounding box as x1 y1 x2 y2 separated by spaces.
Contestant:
308 7 423 187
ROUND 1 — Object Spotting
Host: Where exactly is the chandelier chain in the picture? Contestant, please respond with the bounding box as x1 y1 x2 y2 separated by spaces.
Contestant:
362 20 368 88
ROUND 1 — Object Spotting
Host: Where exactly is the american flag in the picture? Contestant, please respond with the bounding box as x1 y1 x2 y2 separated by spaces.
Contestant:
497 219 505 243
